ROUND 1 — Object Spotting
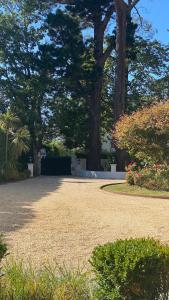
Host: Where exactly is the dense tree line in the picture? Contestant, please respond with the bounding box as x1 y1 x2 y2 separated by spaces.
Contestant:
0 0 168 173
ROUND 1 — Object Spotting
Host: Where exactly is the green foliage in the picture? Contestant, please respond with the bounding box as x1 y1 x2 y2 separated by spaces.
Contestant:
0 0 169 162
103 182 169 198
0 111 30 181
44 2 116 155
43 8 92 149
0 5 50 165
2 239 169 300
0 235 7 263
51 97 88 149
126 162 141 186
90 238 169 300
126 171 135 185
44 140 71 157
0 261 95 300
103 37 169 132
127 38 169 112
2 168 30 182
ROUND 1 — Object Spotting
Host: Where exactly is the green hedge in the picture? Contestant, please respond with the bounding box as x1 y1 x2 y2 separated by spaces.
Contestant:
90 238 169 300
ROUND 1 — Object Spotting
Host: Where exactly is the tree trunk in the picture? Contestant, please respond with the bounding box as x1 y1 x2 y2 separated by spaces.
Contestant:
125 58 129 111
114 0 128 171
87 75 102 170
33 144 40 177
31 100 43 177
114 0 127 122
87 11 104 171
5 131 8 172
115 148 130 171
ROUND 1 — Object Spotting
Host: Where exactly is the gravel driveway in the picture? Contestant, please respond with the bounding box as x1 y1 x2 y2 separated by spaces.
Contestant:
1 176 169 267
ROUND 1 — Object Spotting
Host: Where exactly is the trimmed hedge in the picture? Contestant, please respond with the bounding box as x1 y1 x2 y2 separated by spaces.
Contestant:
90 238 169 300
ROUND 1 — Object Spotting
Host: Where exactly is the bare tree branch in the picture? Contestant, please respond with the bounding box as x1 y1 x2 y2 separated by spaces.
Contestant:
101 40 115 65
55 0 75 4
129 0 140 11
134 6 143 26
101 4 115 31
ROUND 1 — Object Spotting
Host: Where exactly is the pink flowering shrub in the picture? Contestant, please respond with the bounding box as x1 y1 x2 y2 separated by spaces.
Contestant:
126 162 142 185
126 163 169 191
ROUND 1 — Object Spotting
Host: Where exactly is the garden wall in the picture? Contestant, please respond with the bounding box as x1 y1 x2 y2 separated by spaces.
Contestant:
71 157 126 179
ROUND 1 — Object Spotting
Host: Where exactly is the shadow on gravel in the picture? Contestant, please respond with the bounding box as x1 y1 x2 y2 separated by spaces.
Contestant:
0 176 63 233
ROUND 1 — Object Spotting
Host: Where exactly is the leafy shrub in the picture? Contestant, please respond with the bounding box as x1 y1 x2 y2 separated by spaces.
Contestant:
90 238 169 300
44 140 71 157
0 235 7 262
1 168 30 183
126 171 135 185
0 261 95 300
126 162 142 185
20 169 31 180
0 111 30 182
114 102 169 165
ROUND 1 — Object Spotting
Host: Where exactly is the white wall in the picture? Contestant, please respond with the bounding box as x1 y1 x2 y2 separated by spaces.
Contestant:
71 156 126 179
80 170 126 180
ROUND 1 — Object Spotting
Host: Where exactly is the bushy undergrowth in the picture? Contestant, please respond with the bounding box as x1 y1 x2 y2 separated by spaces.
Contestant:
126 162 169 191
0 168 30 183
0 236 7 263
2 238 169 299
0 261 96 300
90 238 169 300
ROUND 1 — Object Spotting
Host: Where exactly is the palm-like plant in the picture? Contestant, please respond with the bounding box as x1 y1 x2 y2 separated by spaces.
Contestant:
11 127 30 157
0 110 19 168
0 110 30 177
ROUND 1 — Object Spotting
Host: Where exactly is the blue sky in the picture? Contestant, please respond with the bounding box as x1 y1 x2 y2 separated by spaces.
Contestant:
138 0 169 44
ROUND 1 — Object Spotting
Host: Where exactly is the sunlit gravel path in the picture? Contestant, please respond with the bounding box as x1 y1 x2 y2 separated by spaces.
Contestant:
1 176 169 267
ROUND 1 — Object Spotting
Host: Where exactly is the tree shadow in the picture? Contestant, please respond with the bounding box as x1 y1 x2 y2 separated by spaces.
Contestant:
0 176 63 233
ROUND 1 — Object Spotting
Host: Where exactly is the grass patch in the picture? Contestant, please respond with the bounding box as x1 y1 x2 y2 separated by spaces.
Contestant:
102 183 169 198
0 260 96 300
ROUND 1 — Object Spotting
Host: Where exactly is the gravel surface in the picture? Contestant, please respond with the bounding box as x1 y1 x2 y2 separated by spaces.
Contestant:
1 176 169 267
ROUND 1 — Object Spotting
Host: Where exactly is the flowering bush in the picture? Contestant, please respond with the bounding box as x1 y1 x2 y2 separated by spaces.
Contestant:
126 162 142 185
114 102 169 164
126 163 169 191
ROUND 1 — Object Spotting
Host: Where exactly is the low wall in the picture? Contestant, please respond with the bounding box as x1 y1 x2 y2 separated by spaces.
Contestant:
79 170 126 180
71 156 126 179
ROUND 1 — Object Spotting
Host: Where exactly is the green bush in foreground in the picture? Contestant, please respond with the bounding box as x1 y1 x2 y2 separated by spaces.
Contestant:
90 238 169 300
0 261 95 300
2 238 169 300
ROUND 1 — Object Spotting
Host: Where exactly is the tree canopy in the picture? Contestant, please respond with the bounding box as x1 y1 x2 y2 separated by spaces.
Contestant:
0 0 169 171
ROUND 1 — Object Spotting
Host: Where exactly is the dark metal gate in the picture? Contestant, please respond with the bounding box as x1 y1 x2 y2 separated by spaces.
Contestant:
41 157 71 176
